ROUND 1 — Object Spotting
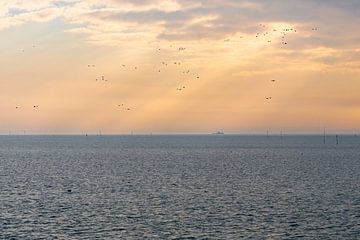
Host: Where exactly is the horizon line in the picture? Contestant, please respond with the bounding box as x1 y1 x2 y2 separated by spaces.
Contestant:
0 132 358 136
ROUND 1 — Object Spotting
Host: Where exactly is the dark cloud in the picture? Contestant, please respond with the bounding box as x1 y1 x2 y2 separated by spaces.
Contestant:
82 0 360 48
3 0 359 50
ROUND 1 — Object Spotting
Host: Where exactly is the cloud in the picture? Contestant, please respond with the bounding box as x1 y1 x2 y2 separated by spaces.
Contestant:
1 0 359 46
1 0 359 68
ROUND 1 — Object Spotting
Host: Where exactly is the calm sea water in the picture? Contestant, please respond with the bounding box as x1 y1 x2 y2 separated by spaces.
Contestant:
1 135 360 239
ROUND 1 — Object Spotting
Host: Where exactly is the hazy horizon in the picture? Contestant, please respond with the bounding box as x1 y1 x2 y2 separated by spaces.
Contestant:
1 131 358 136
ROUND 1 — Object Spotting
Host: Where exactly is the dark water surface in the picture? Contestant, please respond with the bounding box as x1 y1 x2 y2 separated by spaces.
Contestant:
1 135 360 239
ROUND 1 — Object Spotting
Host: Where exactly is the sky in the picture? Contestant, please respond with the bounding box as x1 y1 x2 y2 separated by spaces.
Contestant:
0 0 360 134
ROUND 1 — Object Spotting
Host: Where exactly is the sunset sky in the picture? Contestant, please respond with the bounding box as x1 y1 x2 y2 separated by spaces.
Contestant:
1 0 359 134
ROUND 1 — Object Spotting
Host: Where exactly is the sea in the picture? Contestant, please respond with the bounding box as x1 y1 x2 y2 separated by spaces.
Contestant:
0 135 359 239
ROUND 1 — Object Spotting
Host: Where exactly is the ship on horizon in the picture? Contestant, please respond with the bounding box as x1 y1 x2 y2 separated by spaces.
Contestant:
212 131 224 135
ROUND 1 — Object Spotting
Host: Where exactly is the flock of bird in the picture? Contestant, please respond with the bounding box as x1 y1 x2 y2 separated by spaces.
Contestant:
81 45 204 112
14 25 320 111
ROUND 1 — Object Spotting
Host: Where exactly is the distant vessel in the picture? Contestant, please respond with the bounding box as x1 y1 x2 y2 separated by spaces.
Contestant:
212 131 224 135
